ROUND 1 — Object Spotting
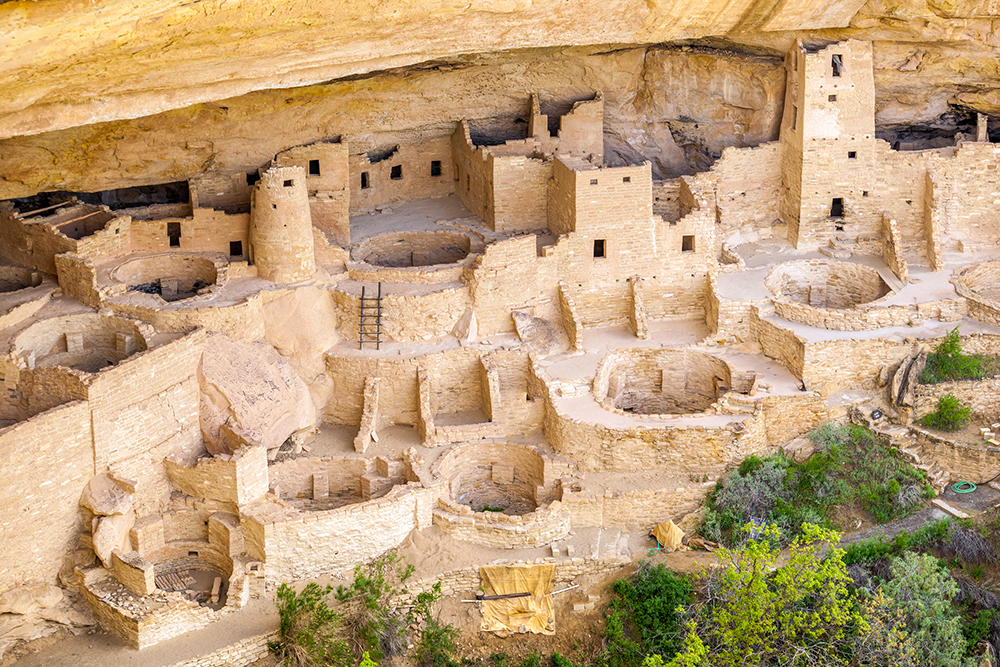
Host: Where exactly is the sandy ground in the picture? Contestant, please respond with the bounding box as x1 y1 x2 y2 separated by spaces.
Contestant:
6 596 277 667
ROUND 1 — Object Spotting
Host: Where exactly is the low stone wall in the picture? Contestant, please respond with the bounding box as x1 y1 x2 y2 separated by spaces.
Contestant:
911 427 1000 481
106 291 267 342
432 497 571 548
559 482 713 531
242 482 444 583
166 631 278 667
914 375 1000 422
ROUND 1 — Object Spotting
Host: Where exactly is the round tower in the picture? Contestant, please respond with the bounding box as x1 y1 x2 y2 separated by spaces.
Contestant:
249 165 315 283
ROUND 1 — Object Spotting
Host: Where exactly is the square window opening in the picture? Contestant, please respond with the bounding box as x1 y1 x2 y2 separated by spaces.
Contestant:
681 235 695 253
832 54 844 77
623 176 631 183
271 203 277 209
360 172 369 189
848 151 857 159
590 179 598 185
830 197 844 218
390 165 402 180
430 160 442 177
863 191 869 197
836 224 845 232
308 159 320 176
593 239 606 258
829 94 837 102
283 179 294 187
188 551 198 558
230 240 243 256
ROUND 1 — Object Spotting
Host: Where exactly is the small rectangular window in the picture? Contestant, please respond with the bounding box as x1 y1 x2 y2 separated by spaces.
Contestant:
828 94 837 102
308 159 320 176
862 191 869 197
230 240 243 256
430 160 442 177
390 165 402 180
361 172 369 189
188 551 199 558
623 176 631 183
681 236 695 253
830 197 844 218
167 222 181 248
832 54 844 77
848 151 857 159
594 239 606 258
590 179 598 185
283 179 294 187
792 105 798 131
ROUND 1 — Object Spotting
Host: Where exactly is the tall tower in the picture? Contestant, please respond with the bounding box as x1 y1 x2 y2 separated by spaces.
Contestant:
779 40 877 249
249 165 316 283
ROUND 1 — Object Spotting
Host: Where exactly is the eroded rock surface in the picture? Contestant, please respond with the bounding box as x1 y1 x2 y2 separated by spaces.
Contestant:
199 332 319 454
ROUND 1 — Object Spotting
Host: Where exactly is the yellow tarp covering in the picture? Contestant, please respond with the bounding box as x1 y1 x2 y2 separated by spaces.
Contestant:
479 563 556 636
651 520 684 551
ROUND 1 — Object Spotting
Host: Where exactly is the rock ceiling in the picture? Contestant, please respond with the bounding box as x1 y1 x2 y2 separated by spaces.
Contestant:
2 0 1000 197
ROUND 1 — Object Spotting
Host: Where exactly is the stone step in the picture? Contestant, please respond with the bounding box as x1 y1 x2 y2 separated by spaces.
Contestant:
819 246 852 259
830 237 855 250
900 447 922 465
932 498 970 519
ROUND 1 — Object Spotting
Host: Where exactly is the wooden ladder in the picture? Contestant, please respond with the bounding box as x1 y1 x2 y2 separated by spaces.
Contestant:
359 283 383 350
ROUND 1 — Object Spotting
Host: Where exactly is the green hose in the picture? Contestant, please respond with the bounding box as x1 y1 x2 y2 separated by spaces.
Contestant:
952 481 977 493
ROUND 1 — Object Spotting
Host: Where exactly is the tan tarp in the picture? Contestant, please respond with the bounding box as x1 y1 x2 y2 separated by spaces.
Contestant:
651 520 684 551
479 563 555 636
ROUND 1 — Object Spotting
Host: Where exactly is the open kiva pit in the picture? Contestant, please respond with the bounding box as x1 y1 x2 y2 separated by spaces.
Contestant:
13 313 147 372
113 254 218 302
0 265 40 293
594 348 734 416
436 442 546 515
354 230 471 268
765 260 890 310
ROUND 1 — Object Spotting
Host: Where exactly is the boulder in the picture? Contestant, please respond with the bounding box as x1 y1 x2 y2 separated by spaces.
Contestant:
199 332 318 455
92 513 134 568
79 473 132 516
452 308 478 342
512 311 559 355
781 436 815 463
0 584 62 615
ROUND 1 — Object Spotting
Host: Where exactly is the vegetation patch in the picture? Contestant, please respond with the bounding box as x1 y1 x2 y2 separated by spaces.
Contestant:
918 392 973 432
919 326 995 384
701 423 931 545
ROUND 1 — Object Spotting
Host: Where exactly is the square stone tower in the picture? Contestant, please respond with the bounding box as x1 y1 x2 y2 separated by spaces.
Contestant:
779 39 877 249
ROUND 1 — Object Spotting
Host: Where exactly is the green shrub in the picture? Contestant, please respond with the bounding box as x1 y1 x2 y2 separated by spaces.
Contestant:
919 393 972 432
962 609 998 656
414 618 460 667
601 561 693 666
919 327 993 384
517 653 542 667
551 652 578 667
335 553 447 663
270 582 351 667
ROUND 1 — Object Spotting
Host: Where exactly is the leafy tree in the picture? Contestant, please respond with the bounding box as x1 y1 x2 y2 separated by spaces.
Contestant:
881 552 968 667
667 523 865 667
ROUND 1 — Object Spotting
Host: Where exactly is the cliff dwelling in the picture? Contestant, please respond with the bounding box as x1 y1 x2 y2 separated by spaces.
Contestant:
7 3 1000 665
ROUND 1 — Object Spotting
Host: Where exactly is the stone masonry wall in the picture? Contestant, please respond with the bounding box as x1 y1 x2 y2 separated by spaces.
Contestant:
0 400 93 591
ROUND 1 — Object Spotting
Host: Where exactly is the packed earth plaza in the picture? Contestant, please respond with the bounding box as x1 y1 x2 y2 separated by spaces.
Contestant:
11 2 1000 665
